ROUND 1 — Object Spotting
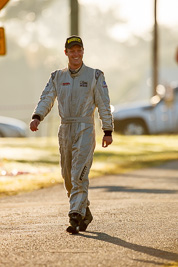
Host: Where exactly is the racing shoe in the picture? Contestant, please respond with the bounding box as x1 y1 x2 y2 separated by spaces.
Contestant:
79 207 93 231
66 213 82 234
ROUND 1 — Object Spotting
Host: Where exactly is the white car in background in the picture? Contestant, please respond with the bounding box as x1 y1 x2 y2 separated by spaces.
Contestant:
0 116 27 137
113 86 178 135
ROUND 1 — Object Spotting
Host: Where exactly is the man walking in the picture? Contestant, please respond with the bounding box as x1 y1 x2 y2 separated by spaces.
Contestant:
30 36 113 234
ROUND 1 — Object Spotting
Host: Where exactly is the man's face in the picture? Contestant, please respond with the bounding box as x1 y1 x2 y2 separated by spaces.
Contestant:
65 45 84 69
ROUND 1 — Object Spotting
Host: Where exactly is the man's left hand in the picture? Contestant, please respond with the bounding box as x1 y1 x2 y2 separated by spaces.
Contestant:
102 136 113 148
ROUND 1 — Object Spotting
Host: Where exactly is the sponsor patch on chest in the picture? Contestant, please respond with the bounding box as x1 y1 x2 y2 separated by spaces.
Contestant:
62 82 70 86
80 81 88 87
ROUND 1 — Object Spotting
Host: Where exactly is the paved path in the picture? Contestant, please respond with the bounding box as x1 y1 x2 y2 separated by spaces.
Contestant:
0 161 178 267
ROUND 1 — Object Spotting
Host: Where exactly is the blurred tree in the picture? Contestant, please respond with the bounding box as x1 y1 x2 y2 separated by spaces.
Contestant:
0 0 177 110
0 0 56 20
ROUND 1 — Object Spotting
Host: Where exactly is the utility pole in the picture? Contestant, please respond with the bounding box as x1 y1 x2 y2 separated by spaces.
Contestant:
153 0 158 96
70 0 79 35
175 47 178 64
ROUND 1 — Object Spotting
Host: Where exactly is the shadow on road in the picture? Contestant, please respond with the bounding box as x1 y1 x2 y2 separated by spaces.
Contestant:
89 186 178 194
80 231 178 262
119 172 178 182
120 172 178 180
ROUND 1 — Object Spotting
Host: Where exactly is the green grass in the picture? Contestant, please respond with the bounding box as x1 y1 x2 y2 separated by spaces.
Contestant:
164 262 178 267
92 134 178 176
0 134 178 196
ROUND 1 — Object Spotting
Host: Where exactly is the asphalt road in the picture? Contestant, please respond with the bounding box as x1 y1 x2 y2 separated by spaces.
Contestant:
0 161 178 267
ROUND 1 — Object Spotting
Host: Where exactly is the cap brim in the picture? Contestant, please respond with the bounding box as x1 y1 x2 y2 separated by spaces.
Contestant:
67 42 83 49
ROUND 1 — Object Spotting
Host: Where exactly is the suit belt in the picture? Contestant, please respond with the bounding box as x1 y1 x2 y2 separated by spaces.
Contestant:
61 116 94 124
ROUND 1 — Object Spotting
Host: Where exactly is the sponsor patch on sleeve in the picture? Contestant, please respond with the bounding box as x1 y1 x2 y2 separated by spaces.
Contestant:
102 81 108 88
51 70 57 80
95 69 103 81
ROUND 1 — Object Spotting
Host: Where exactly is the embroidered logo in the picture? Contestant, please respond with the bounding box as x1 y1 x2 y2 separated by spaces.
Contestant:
62 82 70 86
80 81 88 87
79 166 87 180
68 37 82 44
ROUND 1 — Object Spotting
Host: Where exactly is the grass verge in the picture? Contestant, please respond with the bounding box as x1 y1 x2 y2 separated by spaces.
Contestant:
0 134 178 196
164 262 178 267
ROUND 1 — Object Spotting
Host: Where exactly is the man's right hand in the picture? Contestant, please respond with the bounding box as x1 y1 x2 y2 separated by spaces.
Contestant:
30 119 40 132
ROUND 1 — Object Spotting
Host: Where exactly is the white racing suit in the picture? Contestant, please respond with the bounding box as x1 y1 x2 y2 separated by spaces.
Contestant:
32 63 113 218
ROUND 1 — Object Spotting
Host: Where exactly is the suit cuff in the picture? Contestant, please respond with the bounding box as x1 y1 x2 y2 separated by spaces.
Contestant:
32 115 41 121
104 130 112 136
